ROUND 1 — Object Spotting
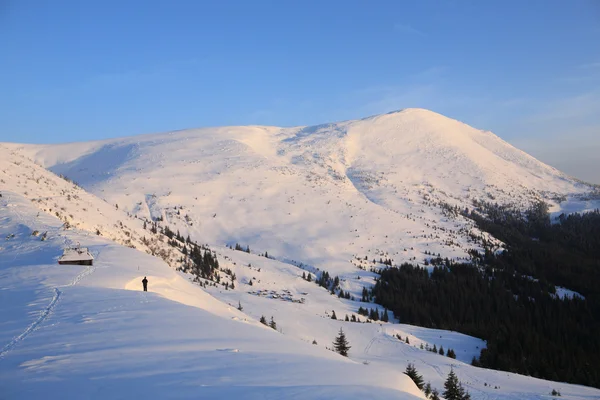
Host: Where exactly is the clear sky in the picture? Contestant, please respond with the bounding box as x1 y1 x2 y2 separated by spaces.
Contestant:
1 0 599 183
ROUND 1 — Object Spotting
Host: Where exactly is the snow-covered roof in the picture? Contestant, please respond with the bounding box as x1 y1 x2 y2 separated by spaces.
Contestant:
58 247 94 262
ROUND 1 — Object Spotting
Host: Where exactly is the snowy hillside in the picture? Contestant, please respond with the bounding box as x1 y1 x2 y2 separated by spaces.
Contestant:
8 109 594 277
0 144 193 269
2 131 600 399
0 192 425 399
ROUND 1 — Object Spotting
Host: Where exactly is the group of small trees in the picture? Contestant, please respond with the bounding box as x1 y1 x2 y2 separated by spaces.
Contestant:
418 343 457 358
405 364 470 400
304 270 355 301
357 306 390 322
301 271 313 282
231 243 251 253
260 315 278 331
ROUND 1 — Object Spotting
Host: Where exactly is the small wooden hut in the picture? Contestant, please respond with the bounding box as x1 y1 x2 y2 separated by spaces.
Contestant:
58 247 94 266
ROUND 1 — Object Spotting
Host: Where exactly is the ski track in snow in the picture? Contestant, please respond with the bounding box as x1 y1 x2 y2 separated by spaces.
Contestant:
0 288 61 359
0 257 96 360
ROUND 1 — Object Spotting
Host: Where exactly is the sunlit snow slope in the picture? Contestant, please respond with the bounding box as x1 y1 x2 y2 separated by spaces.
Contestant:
2 135 600 399
0 192 425 400
9 109 594 275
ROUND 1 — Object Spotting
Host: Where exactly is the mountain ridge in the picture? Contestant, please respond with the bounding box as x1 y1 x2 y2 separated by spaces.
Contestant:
2 110 600 398
3 108 595 277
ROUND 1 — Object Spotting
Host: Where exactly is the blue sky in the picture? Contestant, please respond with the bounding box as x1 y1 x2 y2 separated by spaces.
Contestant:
1 0 599 182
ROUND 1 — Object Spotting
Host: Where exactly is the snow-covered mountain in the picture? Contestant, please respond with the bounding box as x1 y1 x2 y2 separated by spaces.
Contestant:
8 108 594 274
2 109 600 399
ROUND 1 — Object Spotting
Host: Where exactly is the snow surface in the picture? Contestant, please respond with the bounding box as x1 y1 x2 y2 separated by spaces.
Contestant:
7 108 594 278
553 286 585 300
2 110 600 399
0 192 424 399
2 188 599 400
548 195 600 220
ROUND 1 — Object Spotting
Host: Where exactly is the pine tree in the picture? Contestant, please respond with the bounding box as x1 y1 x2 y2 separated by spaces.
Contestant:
439 346 445 356
443 368 470 400
302 272 306 280
443 368 461 400
333 328 351 357
382 308 389 322
237 301 243 311
447 348 456 359
362 286 369 302
430 388 441 400
459 385 471 400
404 363 424 390
345 314 350 321
269 316 277 330
260 315 267 325
405 336 410 344
331 310 337 320
424 382 432 397
432 344 437 353
307 273 312 282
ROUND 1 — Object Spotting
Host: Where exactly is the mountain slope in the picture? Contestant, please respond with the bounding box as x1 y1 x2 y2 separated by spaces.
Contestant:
7 109 592 276
0 192 425 399
2 133 600 399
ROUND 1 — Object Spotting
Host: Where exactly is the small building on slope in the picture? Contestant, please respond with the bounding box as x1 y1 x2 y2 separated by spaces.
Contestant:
58 247 94 266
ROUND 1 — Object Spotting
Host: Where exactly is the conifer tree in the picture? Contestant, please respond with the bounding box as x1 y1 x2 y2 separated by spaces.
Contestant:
237 301 243 311
362 286 369 302
382 308 389 322
424 382 432 397
405 336 410 344
269 316 277 330
443 368 470 400
443 368 461 400
260 315 267 325
404 363 424 390
331 310 337 320
333 328 351 357
439 346 445 356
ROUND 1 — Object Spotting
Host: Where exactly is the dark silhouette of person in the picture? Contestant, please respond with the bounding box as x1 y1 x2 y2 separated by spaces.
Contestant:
142 276 148 292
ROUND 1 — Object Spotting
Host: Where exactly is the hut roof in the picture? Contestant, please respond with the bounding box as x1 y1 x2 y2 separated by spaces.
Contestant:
58 247 94 262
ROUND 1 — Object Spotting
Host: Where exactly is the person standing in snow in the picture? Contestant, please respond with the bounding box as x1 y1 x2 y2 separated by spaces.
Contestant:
142 276 148 292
